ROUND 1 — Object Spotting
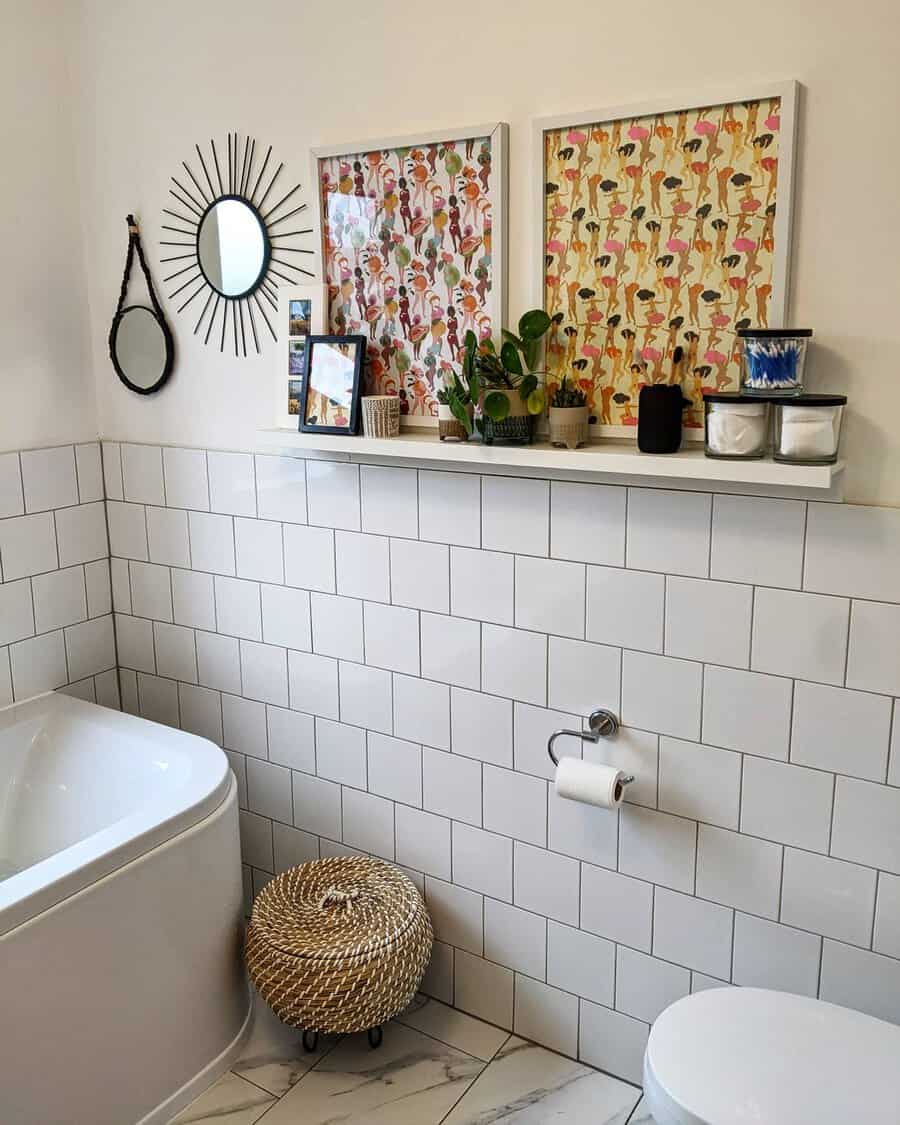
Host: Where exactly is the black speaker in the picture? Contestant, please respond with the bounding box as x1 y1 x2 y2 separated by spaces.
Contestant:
637 384 688 454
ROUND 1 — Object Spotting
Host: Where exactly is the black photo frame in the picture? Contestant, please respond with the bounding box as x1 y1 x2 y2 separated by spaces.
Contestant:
299 335 366 435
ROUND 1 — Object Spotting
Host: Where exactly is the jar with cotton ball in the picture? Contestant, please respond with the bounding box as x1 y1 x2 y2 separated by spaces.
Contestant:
703 392 770 460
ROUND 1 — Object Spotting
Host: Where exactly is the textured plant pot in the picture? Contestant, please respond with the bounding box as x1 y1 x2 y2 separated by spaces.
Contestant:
481 390 534 445
549 405 590 449
437 402 471 442
361 395 401 438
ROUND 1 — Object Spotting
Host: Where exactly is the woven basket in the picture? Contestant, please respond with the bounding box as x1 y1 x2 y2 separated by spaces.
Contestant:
245 857 433 1036
361 395 400 438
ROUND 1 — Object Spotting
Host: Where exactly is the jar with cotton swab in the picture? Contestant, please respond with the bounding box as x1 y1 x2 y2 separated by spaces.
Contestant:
738 328 812 395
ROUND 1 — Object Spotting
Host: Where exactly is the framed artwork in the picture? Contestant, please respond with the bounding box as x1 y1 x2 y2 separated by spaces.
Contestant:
276 283 327 428
312 123 508 427
299 334 366 434
534 82 798 436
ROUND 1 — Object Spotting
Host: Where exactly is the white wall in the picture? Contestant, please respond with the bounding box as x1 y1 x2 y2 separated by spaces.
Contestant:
0 0 97 450
73 0 900 504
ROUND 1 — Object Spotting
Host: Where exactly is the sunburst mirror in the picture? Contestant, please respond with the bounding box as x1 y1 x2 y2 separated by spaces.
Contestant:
161 133 314 356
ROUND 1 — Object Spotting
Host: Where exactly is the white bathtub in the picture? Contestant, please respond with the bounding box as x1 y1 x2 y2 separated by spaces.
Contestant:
0 692 251 1125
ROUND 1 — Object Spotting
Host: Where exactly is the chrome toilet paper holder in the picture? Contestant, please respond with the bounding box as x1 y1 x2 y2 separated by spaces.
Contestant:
547 709 634 787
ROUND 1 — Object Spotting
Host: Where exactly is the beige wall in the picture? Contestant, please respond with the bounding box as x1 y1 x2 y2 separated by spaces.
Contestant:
0 0 97 450
73 0 900 505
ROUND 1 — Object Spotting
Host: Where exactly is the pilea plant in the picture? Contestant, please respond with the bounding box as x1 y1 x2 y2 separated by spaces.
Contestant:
478 308 552 423
551 375 588 408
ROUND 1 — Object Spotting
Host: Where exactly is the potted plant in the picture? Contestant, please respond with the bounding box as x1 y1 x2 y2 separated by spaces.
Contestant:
549 375 590 449
474 309 552 445
436 335 480 441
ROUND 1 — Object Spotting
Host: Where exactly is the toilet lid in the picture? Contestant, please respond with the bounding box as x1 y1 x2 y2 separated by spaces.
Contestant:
644 987 900 1125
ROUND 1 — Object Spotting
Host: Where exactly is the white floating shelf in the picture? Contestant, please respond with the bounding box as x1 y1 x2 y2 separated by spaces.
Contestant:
258 428 845 499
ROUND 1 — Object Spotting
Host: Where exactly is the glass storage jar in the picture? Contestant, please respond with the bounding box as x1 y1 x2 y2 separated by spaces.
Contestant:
704 393 770 459
772 394 846 465
738 329 812 395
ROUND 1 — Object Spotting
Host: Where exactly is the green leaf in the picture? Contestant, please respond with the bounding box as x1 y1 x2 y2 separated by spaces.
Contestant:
526 388 546 415
448 394 473 434
519 373 538 399
500 341 523 376
523 337 541 371
501 329 524 349
484 391 511 422
464 329 479 354
518 309 552 341
482 336 496 355
469 369 480 404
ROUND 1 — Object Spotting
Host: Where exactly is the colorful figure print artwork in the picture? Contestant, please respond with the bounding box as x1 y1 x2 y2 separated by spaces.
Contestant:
314 125 507 425
539 88 795 433
299 335 366 435
276 284 327 429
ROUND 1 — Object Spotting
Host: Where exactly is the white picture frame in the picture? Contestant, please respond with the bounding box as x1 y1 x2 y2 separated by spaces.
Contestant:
311 122 508 428
533 81 799 439
276 282 328 429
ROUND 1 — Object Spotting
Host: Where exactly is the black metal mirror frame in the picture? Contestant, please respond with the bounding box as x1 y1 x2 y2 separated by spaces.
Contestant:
109 216 175 396
161 133 314 357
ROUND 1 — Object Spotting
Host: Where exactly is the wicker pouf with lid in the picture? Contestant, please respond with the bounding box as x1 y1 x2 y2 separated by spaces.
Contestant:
246 856 432 1050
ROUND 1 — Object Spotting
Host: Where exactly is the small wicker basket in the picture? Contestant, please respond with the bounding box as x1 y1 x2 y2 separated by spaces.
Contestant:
245 857 432 1046
361 395 400 438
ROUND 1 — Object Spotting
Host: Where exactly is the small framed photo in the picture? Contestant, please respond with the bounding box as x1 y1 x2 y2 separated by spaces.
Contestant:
299 335 366 434
276 283 327 429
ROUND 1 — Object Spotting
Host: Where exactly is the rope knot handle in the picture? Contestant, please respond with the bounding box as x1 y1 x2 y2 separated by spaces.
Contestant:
319 886 362 911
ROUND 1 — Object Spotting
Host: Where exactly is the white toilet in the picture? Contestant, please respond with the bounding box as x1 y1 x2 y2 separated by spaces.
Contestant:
643 986 900 1124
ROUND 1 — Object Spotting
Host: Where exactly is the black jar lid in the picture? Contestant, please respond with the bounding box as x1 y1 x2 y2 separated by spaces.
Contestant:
736 328 813 338
703 391 775 404
773 393 847 406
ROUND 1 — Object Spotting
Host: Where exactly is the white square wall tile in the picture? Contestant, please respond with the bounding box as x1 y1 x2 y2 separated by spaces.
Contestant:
483 764 547 846
482 624 547 707
451 687 512 766
781 848 877 947
106 502 148 562
452 822 512 901
846 600 900 696
627 488 711 578
339 660 392 735
288 650 339 719
267 706 315 773
831 776 900 874
805 503 900 603
273 823 319 873
130 561 173 622
367 732 421 807
791 680 891 781
0 513 57 579
222 694 267 758
616 946 690 1024
514 975 578 1057
695 823 783 920
619 805 696 894
450 546 513 625
513 840 580 925
418 471 480 547
741 757 833 853
390 538 449 613
292 771 342 839
482 476 549 556
261 584 311 651
586 565 664 653
886 704 899 786
146 504 191 570
9 631 67 699
485 899 547 979
550 481 626 566
547 922 615 1006
0 649 12 707
137 673 179 728
121 444 165 506
751 587 849 686
310 592 363 662
0 452 24 517
154 621 198 683
188 512 235 576
420 612 480 689
238 809 273 870
421 745 480 825
196 631 241 695
454 949 513 1028
74 444 103 504
283 524 335 593
246 758 292 824
621 649 701 741
207 451 256 517
240 641 288 707
658 737 741 829
364 601 420 675
360 464 418 538
515 555 585 640
548 782 617 868
255 454 307 524
65 616 116 680
315 718 366 787
732 913 821 997
178 684 223 744
335 531 390 602
21 446 78 512
342 786 395 860
101 443 123 501
115 614 155 674
394 674 450 750
0 579 36 646
85 559 112 618
579 1001 648 1087
874 873 900 959
665 576 753 668
711 494 806 589
32 567 86 633
110 557 131 614
513 702 581 781
395 805 451 879
424 876 484 954
162 447 209 511
305 461 360 531
653 886 734 979
819 940 900 1025
702 665 792 760
214 576 261 641
235 518 283 584
547 636 620 719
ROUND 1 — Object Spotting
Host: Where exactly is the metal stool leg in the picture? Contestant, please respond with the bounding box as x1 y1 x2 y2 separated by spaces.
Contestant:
367 1025 383 1049
302 1029 319 1053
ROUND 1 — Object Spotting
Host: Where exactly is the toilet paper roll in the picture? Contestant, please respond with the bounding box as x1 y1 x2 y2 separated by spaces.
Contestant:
554 757 627 809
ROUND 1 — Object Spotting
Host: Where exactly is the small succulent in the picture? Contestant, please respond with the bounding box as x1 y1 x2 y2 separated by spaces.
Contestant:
551 376 587 408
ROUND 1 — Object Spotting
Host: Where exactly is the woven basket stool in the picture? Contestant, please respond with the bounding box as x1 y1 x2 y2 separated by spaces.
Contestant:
245 856 433 1051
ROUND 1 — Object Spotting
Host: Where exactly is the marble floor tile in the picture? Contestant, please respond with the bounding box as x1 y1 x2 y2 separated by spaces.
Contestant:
441 1036 642 1125
260 1021 484 1123
395 994 509 1062
232 992 341 1096
627 1095 657 1123
169 1071 276 1124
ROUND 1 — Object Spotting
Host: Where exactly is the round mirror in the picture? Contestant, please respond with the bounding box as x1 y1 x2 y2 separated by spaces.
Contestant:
111 305 174 395
197 197 269 298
